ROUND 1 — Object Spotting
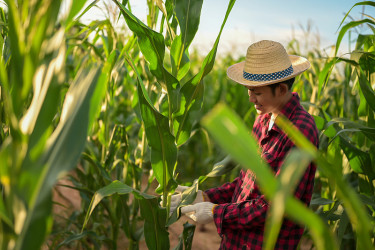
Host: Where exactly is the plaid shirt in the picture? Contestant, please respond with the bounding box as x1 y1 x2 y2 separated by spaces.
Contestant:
205 93 319 250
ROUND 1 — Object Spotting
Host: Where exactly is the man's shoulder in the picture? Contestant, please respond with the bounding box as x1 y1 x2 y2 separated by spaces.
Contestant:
290 108 319 145
292 107 316 124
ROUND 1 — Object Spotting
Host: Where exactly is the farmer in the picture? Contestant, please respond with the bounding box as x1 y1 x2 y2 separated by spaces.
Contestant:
170 40 319 249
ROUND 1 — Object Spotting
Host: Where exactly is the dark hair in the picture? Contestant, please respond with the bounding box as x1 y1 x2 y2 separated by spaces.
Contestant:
268 77 295 95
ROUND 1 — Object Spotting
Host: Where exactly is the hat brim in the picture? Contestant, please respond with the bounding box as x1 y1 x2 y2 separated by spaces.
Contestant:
226 55 310 87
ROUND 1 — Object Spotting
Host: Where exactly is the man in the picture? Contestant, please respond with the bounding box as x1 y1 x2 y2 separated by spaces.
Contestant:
171 40 319 249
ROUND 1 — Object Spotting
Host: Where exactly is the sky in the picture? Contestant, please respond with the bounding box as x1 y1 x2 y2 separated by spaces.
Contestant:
189 0 375 57
71 0 375 58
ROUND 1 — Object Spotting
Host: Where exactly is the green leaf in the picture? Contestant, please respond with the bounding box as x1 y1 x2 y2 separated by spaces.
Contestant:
175 0 203 50
124 52 177 197
137 74 177 195
173 222 196 250
6 0 61 116
0 145 13 229
70 0 100 27
359 194 375 209
335 19 375 55
115 1 180 113
104 125 127 168
358 51 375 74
358 84 368 117
82 183 165 250
357 70 375 113
205 156 237 178
82 180 132 230
318 58 336 98
66 0 87 24
57 231 102 248
170 35 191 80
82 180 154 231
310 197 334 206
339 135 374 178
171 0 203 79
336 1 375 34
138 198 170 250
174 0 236 146
20 29 66 162
316 154 373 250
325 118 375 141
16 66 104 250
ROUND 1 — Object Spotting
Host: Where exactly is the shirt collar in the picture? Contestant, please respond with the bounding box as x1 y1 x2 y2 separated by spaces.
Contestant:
269 92 300 133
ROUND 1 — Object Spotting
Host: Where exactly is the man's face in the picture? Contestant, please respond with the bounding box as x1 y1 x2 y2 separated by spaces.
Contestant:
246 85 283 115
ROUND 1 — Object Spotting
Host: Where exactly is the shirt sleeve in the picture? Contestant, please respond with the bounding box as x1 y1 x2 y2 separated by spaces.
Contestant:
209 107 319 236
204 173 243 204
212 195 268 235
212 138 317 235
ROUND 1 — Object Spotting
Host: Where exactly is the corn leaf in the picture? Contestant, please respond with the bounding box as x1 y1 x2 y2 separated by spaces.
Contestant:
175 0 202 50
325 118 375 141
318 58 336 98
82 180 169 250
337 1 375 33
138 197 169 250
115 1 180 114
16 66 104 250
174 0 236 146
171 0 203 79
20 29 66 150
335 19 375 55
66 0 88 24
83 180 151 230
357 69 375 113
0 146 13 229
124 52 178 196
339 135 374 178
205 156 236 178
173 222 196 250
170 35 191 80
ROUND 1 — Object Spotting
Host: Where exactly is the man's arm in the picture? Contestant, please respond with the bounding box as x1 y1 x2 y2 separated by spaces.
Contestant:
205 172 243 204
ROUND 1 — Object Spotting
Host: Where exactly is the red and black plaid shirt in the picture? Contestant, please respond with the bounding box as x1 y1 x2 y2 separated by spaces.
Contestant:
205 93 319 250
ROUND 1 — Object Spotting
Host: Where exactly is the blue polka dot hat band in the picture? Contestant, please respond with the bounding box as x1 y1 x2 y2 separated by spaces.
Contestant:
243 65 293 82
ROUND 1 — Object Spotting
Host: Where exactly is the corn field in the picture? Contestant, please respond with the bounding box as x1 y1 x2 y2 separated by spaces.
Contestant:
0 0 374 249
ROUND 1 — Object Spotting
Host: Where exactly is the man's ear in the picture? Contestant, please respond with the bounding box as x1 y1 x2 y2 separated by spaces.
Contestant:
279 83 289 95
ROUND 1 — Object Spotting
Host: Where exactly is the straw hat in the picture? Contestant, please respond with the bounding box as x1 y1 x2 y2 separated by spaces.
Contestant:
227 40 310 87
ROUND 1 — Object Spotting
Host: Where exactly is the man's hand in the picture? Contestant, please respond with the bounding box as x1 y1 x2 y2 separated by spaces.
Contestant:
180 202 217 224
170 185 205 206
161 185 206 215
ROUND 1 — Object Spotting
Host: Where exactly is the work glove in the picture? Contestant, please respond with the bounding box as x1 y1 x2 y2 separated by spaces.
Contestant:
170 185 205 208
180 202 217 224
160 185 206 215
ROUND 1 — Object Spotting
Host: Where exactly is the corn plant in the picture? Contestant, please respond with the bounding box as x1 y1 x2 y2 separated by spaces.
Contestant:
306 1 375 248
66 0 239 249
0 0 109 249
